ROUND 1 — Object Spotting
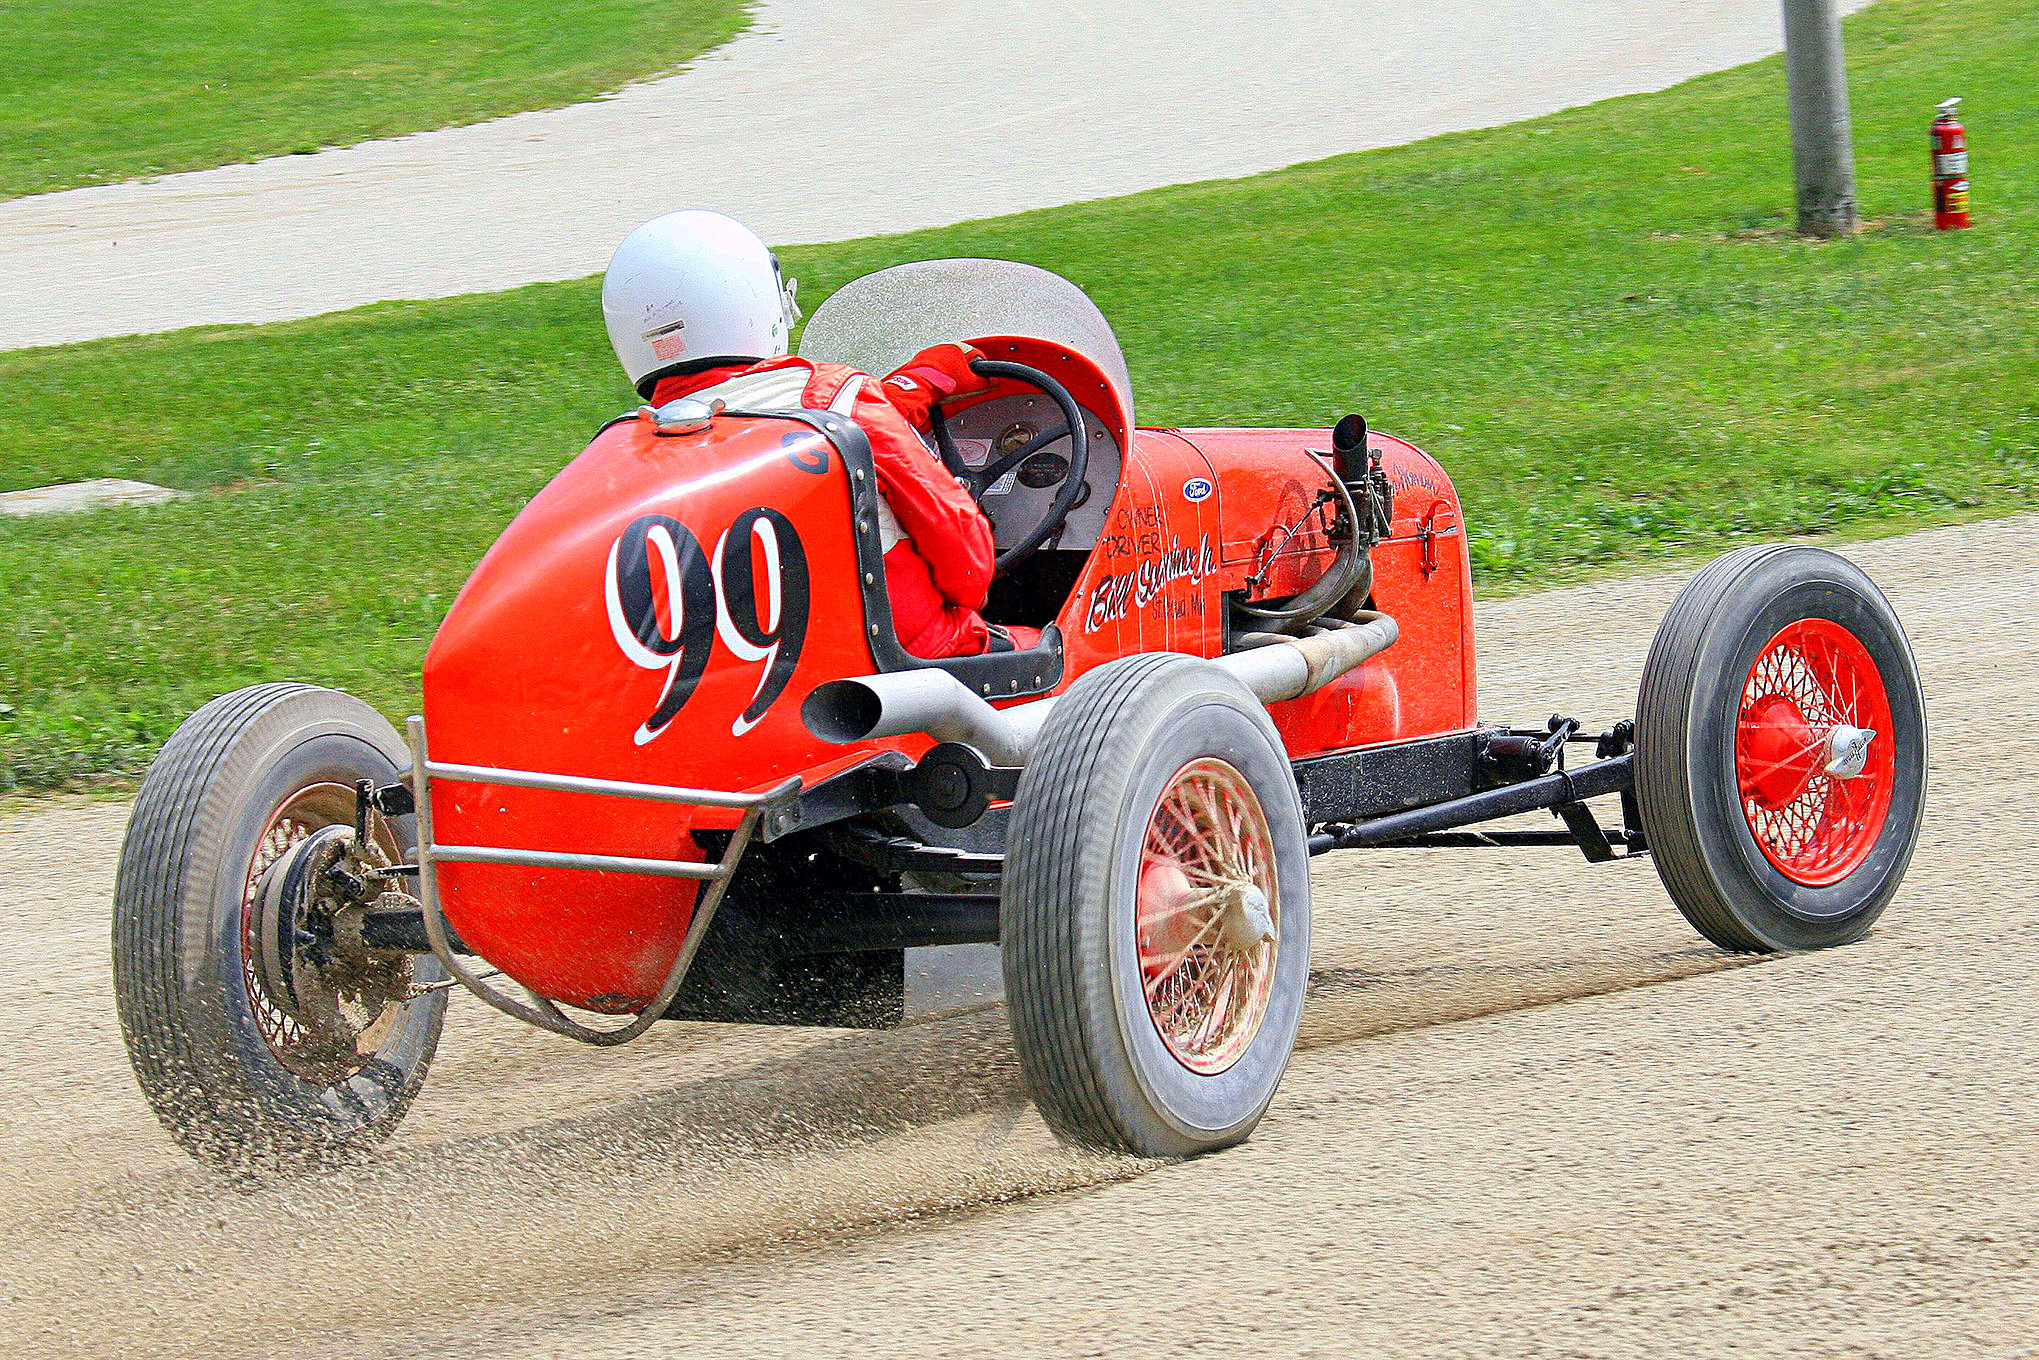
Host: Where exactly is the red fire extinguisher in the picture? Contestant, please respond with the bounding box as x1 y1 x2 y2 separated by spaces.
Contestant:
1932 97 1970 230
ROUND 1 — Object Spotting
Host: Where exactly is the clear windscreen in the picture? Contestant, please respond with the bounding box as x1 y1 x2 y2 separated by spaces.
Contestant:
797 259 1134 425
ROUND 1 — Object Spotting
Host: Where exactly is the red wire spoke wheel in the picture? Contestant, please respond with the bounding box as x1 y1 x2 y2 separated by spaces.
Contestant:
1637 547 1926 954
1137 758 1280 1076
1735 619 1896 886
1004 655 1311 1158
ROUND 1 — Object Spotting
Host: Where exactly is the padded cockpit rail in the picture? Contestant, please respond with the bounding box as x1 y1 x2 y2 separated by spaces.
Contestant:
746 406 1065 700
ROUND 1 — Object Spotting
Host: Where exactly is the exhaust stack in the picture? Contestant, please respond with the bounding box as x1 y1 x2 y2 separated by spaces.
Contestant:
803 614 1397 767
1224 612 1400 704
802 669 1039 767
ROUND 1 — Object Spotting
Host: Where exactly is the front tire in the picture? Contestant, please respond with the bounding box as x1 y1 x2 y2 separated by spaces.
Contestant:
113 684 447 1174
1635 546 1927 953
1002 655 1311 1157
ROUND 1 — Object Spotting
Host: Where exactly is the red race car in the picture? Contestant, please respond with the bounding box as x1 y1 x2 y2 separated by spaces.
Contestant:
113 261 1927 1171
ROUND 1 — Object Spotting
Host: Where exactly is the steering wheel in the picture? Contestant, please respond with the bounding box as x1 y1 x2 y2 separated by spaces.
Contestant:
929 358 1091 574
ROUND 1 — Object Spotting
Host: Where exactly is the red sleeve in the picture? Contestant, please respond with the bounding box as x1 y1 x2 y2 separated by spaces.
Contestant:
852 386 994 610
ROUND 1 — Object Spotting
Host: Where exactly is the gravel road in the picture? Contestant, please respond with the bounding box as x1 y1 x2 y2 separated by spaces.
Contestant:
4 514 2032 1357
0 0 1869 350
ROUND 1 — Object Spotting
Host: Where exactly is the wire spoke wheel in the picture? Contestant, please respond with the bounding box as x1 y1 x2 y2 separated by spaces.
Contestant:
1635 546 1925 954
1137 759 1279 1076
1003 655 1310 1158
1735 619 1896 887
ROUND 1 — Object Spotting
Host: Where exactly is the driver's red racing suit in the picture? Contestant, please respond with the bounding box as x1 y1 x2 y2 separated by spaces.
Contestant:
652 351 1028 658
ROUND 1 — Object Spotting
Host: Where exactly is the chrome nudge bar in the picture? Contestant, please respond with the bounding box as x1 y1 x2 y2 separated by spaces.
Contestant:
403 716 801 1047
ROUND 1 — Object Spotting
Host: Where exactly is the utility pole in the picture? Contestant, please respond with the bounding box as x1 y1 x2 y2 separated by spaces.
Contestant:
1781 0 1859 236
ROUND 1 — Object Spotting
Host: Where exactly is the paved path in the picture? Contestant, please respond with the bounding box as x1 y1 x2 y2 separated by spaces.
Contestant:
4 514 2030 1357
0 0 1868 350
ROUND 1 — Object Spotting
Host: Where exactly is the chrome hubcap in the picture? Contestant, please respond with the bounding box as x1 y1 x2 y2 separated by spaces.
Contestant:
1823 723 1876 779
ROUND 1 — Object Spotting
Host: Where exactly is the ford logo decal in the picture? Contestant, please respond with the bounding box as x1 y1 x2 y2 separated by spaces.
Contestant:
1182 477 1213 502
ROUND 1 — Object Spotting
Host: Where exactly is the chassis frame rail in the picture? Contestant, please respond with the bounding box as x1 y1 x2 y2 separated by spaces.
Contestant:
404 716 801 1046
1308 754 1638 861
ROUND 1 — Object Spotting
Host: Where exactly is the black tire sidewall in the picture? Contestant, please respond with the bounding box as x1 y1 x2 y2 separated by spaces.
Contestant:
1102 695 1311 1143
1672 552 1926 948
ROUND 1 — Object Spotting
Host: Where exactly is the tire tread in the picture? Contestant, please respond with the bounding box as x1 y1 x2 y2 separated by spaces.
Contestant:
1005 653 1181 1149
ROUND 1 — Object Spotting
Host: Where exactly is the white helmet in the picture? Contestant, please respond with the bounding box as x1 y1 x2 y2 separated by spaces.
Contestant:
602 210 801 397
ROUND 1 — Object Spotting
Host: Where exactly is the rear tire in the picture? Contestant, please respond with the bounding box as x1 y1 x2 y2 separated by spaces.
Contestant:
113 684 447 1175
1635 546 1926 953
1003 655 1310 1157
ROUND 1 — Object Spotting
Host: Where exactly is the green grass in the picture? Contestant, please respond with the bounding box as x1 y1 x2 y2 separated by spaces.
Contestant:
3 0 2036 791
0 0 750 201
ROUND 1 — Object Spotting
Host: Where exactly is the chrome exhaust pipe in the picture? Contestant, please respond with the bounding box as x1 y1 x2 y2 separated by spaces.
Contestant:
802 669 1039 767
803 612 1396 767
1219 611 1400 704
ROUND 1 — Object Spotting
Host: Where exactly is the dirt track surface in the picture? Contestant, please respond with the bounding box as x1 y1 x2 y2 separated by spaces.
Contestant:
0 0 1870 350
5 514 2034 1357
